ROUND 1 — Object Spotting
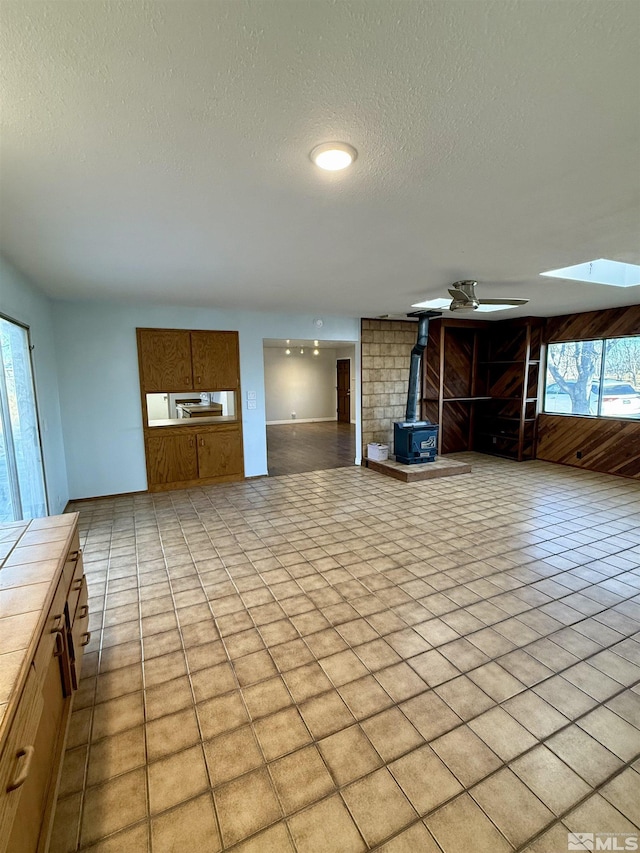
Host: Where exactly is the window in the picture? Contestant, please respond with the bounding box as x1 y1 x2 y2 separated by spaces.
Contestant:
544 336 640 419
0 316 47 521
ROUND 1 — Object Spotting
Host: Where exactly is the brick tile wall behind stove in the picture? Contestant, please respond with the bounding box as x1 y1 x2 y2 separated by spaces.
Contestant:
361 318 416 455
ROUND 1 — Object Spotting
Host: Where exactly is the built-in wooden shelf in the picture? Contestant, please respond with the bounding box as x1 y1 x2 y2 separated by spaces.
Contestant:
422 316 543 461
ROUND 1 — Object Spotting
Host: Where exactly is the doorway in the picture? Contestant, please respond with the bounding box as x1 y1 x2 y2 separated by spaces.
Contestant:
0 315 47 521
337 359 350 423
263 339 356 476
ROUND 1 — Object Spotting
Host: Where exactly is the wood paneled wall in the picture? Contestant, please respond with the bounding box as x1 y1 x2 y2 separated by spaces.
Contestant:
536 304 640 478
545 305 640 342
537 414 640 479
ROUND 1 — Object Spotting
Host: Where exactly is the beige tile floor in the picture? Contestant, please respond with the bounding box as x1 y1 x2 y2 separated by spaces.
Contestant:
50 453 640 852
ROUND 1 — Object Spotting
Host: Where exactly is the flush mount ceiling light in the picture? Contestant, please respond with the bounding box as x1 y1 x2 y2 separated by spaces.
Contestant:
310 142 357 171
540 259 640 287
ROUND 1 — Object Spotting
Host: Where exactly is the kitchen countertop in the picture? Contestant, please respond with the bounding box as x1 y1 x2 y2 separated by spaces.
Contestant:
0 514 78 740
176 403 223 414
147 415 238 427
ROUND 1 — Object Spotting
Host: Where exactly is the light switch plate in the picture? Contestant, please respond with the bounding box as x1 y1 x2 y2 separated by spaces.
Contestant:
247 400 257 410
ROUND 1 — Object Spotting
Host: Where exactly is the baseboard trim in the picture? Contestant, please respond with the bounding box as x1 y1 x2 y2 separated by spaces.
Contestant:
266 417 337 425
64 488 149 511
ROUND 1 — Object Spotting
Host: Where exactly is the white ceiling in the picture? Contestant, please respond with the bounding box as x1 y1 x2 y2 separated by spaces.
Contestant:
1 1 639 320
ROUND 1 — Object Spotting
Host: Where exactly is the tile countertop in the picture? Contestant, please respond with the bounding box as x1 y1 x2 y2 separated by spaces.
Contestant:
0 513 79 740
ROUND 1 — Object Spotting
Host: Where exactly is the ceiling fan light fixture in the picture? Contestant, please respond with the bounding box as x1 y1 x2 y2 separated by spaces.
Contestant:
310 142 357 171
414 282 529 313
449 302 478 312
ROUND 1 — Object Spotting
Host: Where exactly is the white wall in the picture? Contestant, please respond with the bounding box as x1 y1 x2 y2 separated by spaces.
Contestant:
335 346 357 422
52 299 360 499
264 347 337 423
0 257 69 515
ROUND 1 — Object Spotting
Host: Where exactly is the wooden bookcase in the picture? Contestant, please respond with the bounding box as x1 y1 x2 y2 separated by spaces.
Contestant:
422 316 543 461
474 318 543 461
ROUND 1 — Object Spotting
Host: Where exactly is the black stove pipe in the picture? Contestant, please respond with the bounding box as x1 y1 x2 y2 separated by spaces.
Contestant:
405 311 440 422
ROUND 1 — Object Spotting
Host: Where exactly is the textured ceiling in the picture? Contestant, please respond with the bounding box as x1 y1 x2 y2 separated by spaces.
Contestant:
1 0 639 319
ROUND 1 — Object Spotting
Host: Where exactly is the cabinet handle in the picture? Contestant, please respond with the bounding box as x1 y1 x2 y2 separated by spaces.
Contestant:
78 605 89 619
199 437 205 447
196 375 201 385
53 631 65 657
185 376 190 386
72 578 83 592
7 745 35 792
80 632 92 647
188 438 194 448
52 614 63 632
68 549 82 562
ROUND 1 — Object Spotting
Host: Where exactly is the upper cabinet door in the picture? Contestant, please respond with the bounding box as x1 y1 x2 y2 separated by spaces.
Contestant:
138 330 193 391
191 331 239 390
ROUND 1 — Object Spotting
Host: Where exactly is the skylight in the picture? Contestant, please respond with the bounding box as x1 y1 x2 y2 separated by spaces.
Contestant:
411 298 519 313
540 259 640 288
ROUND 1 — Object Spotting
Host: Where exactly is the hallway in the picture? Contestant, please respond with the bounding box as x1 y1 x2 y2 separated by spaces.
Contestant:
266 422 356 477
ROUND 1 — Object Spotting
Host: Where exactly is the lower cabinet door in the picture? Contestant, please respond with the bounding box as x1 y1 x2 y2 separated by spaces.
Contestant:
197 429 243 479
4 646 67 853
147 433 198 485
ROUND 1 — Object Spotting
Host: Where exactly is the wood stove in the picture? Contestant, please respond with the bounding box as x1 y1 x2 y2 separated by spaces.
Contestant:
394 311 441 464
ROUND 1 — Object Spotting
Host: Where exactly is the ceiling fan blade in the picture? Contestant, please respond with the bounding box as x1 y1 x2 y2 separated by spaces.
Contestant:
478 298 529 306
448 288 468 300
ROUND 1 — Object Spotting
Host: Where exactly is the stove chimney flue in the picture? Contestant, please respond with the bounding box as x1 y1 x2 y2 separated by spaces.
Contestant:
405 311 439 422
392 310 441 465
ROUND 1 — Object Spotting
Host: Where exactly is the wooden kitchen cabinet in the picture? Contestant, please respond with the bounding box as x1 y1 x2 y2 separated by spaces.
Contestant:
197 427 243 479
137 328 240 393
137 329 193 391
137 327 245 491
146 432 199 485
145 427 243 488
0 514 88 853
191 330 239 390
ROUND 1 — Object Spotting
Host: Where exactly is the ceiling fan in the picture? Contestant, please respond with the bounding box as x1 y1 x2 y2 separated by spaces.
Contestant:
448 280 529 312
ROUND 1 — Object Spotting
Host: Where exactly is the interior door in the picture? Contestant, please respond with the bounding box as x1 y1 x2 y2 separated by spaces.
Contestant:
191 331 239 390
336 359 350 423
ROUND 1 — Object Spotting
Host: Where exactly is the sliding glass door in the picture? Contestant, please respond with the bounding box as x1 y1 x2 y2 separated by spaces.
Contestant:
0 316 47 521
